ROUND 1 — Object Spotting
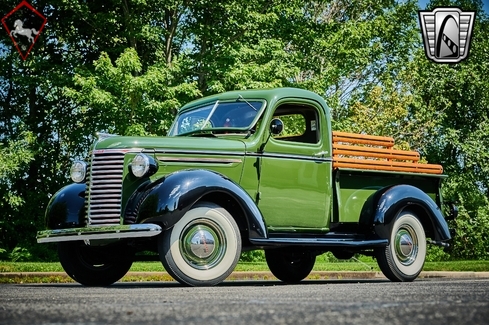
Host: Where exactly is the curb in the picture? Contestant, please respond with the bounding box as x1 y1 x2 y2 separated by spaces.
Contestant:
1 271 489 284
419 271 489 279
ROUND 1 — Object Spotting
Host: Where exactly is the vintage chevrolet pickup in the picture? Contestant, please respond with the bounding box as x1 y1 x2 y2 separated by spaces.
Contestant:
37 88 456 286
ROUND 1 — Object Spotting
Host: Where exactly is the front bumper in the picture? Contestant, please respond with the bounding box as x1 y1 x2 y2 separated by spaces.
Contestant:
36 224 162 244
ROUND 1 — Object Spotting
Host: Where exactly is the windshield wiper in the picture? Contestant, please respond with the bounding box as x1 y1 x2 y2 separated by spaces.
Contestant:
238 95 257 111
244 129 255 139
201 100 219 130
177 128 251 137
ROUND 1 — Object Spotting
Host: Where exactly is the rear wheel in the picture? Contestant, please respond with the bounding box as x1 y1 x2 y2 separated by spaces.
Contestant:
375 210 427 282
158 202 241 286
58 241 133 286
265 249 315 283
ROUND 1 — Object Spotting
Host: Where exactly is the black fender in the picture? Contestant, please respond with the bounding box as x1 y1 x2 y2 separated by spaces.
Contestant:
134 169 267 239
372 185 451 242
45 183 86 229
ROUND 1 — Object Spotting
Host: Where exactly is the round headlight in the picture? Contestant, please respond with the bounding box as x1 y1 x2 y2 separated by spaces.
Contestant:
130 153 150 178
70 161 87 183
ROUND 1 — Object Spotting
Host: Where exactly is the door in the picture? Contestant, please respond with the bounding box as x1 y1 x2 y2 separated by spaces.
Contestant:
257 102 332 232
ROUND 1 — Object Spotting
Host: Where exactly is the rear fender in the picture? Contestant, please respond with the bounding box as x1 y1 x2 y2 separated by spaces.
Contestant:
369 185 451 242
133 169 267 239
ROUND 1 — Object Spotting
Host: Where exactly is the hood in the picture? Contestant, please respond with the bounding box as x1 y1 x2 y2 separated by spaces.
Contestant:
93 135 246 154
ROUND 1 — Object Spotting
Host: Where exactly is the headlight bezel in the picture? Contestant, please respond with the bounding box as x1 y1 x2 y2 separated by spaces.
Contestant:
130 153 158 178
70 161 87 183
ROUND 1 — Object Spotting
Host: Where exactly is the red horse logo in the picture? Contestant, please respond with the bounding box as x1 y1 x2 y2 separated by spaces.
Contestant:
1 1 47 60
10 19 39 43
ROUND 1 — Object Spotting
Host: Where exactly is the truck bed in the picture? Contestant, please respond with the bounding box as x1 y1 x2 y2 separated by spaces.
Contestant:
332 131 443 174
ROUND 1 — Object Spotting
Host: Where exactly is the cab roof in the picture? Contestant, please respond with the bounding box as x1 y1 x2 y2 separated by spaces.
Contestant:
179 87 328 113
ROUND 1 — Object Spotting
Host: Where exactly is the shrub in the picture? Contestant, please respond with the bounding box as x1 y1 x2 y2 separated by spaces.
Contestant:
239 250 265 262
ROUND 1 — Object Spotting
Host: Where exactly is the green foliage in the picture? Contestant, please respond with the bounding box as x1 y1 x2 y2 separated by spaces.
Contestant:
332 0 489 260
6 247 32 262
278 114 306 137
0 246 34 262
426 246 451 262
0 132 34 209
65 48 201 136
0 0 488 261
0 132 35 260
404 2 489 259
442 177 489 260
239 250 265 263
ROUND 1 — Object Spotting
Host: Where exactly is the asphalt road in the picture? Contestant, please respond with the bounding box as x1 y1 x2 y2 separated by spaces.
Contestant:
1 278 488 325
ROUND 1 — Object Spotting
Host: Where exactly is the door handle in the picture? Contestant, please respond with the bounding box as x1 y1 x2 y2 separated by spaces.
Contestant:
313 151 329 158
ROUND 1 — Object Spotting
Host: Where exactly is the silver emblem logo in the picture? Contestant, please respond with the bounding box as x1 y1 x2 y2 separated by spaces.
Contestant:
418 7 475 63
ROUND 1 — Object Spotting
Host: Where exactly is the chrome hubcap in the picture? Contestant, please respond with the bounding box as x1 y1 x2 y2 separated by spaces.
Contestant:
394 225 418 266
180 219 226 270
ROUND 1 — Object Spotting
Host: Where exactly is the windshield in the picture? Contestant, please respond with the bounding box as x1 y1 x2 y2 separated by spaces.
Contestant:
169 100 265 136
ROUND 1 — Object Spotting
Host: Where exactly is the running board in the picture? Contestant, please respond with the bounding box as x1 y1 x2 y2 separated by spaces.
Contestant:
249 237 388 248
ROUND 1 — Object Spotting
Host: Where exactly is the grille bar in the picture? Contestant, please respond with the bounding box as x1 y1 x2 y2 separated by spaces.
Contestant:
87 152 125 225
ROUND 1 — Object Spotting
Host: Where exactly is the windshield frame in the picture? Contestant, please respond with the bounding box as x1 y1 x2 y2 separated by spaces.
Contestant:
168 99 267 136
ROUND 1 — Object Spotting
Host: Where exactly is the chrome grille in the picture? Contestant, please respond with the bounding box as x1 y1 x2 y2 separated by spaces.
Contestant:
86 151 125 225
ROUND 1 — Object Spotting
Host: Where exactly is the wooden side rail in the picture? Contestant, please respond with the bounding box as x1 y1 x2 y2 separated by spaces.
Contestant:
333 157 443 174
332 131 395 147
333 144 420 162
331 131 443 174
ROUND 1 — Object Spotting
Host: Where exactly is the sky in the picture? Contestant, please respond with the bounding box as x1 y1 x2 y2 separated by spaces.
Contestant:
418 0 489 13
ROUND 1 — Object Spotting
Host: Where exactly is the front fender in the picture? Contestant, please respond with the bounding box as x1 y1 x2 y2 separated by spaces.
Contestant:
134 169 267 239
45 183 86 229
372 185 451 242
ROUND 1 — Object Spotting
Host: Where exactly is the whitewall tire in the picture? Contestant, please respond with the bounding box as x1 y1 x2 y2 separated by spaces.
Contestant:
158 201 241 286
376 210 427 282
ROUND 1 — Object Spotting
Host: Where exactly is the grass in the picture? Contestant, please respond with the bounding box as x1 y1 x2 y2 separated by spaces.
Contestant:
1 259 489 284
1 259 489 273
237 260 489 272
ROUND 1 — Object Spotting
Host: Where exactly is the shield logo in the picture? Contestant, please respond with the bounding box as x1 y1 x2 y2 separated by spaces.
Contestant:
418 7 476 63
1 1 47 60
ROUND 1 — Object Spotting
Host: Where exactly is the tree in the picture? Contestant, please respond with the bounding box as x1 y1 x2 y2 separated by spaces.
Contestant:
0 0 141 260
406 0 489 259
0 131 34 260
1 0 488 261
66 48 200 137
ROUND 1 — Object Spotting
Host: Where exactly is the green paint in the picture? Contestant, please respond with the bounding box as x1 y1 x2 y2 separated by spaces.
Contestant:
334 169 443 223
40 87 447 239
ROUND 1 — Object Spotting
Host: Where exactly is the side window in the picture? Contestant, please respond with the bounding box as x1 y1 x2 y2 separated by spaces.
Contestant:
272 105 320 144
278 114 306 137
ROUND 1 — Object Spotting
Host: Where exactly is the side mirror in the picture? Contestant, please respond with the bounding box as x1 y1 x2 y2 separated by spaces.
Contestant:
270 118 283 135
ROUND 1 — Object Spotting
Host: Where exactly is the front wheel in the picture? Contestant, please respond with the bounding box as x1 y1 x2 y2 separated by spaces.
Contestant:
375 210 427 282
265 249 316 283
58 241 133 286
158 202 241 286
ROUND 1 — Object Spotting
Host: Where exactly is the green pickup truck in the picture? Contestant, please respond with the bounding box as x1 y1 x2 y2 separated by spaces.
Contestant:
37 88 456 286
